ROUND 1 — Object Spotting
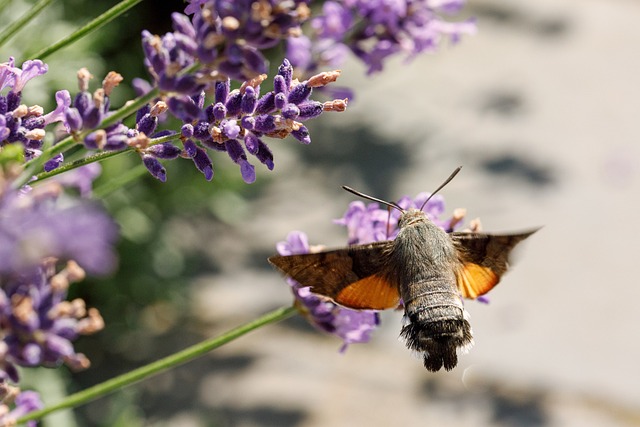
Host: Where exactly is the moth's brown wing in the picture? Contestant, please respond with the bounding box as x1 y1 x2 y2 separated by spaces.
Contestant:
268 241 400 310
450 229 538 298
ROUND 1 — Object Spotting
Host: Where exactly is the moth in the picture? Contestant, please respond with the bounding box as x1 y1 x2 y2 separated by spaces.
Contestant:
269 167 537 371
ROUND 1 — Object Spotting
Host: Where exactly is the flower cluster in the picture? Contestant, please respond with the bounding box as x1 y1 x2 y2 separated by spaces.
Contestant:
334 191 467 245
287 0 476 76
0 259 104 382
144 0 311 86
0 179 118 276
0 170 116 384
159 58 345 183
0 384 42 427
0 58 65 163
276 231 379 352
276 191 470 350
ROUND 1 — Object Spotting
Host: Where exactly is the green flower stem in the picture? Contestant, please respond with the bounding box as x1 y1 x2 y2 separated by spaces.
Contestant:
14 89 159 189
16 305 298 425
31 132 178 183
0 0 52 49
28 0 144 60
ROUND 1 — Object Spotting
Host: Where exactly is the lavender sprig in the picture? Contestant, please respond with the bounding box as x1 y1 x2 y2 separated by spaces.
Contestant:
287 0 476 78
158 58 346 183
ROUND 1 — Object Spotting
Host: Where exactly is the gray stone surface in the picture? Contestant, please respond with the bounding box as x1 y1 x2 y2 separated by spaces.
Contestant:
181 1 640 425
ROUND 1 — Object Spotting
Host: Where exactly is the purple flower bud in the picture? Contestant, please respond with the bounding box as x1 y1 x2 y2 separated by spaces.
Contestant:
171 12 196 39
45 334 74 357
167 94 204 122
278 58 293 89
193 121 210 140
135 104 151 124
297 101 323 120
225 90 243 116
274 92 287 110
183 139 198 157
288 83 312 105
82 107 102 130
241 86 257 114
6 91 20 112
191 146 214 180
282 103 300 120
255 91 275 114
64 108 83 132
192 91 205 109
212 102 227 121
215 79 230 104
104 134 128 151
137 114 158 135
253 115 276 133
254 139 274 170
44 154 63 172
83 131 102 149
273 75 287 95
147 142 182 159
291 125 311 144
150 129 176 139
22 343 42 365
242 46 268 75
239 159 256 183
224 139 246 164
240 115 255 131
181 123 194 138
244 132 260 154
143 154 167 182
74 92 91 117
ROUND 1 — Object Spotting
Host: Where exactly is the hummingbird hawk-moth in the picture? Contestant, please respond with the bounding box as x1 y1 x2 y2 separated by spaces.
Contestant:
269 167 537 372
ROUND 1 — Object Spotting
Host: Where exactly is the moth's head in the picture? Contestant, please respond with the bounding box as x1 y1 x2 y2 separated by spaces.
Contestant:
398 208 428 228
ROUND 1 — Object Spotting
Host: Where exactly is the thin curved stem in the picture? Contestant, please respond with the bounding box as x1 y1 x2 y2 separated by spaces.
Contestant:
16 305 298 425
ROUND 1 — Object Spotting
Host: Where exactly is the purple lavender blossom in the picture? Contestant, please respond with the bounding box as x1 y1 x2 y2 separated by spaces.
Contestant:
57 69 135 154
0 180 118 275
0 58 51 161
276 231 379 352
155 58 346 183
143 1 312 87
0 258 105 382
288 0 476 77
334 191 460 244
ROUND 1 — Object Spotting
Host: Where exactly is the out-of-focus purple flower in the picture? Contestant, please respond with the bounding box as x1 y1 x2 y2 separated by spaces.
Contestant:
276 231 379 352
292 0 476 76
151 59 346 183
334 191 463 245
0 387 42 427
0 180 118 275
143 1 312 87
0 258 105 382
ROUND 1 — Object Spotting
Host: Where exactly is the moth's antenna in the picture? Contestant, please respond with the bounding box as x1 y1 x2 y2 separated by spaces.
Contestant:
342 186 404 213
419 166 462 211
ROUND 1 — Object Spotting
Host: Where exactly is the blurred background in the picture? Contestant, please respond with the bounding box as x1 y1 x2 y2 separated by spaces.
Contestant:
5 0 640 425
